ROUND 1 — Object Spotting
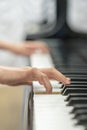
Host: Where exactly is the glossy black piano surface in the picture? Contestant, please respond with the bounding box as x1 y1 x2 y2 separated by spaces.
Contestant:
45 38 87 72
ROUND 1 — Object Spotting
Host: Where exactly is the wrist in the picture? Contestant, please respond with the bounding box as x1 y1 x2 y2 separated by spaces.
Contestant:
21 67 32 84
0 41 7 49
0 40 20 53
0 41 13 50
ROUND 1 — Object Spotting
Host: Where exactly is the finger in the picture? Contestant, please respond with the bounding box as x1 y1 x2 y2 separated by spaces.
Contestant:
39 68 71 85
25 48 36 55
39 72 52 94
52 70 71 85
40 46 49 53
25 46 49 55
31 68 52 94
25 43 49 53
34 42 49 53
67 77 71 81
40 74 52 94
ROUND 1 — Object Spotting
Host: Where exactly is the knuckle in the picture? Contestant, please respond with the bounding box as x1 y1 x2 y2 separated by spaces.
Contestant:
42 73 47 78
50 67 55 73
31 67 38 74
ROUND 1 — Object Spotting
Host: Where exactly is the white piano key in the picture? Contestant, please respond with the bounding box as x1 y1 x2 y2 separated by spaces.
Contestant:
33 95 84 130
33 81 62 94
30 52 54 68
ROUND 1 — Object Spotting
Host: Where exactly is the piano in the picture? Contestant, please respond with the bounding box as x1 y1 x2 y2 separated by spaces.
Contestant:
24 1 87 129
29 39 87 130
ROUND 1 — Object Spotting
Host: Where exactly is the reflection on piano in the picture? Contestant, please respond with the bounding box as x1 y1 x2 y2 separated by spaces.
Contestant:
29 39 87 130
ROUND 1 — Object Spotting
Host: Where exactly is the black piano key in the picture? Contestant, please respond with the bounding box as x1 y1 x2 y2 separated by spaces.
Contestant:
67 97 87 106
55 64 87 68
85 126 87 130
72 110 87 119
61 85 87 94
70 104 87 114
60 81 87 89
67 84 87 88
71 77 87 81
62 88 87 95
57 69 87 74
63 72 87 75
65 75 87 78
70 81 87 85
65 93 87 101
75 115 87 126
60 84 65 89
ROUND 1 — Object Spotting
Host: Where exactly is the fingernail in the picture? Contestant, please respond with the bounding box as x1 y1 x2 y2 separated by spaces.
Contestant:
66 79 71 84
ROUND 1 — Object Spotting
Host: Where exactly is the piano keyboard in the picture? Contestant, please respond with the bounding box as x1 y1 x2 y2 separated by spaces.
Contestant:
30 51 87 130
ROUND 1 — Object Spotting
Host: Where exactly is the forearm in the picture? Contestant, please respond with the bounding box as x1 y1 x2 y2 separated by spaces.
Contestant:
0 41 10 49
0 41 31 54
0 40 32 51
0 40 18 53
0 66 31 85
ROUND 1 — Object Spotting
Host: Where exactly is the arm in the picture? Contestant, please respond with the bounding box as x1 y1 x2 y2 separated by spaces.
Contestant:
0 66 30 85
0 66 70 94
0 40 49 55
